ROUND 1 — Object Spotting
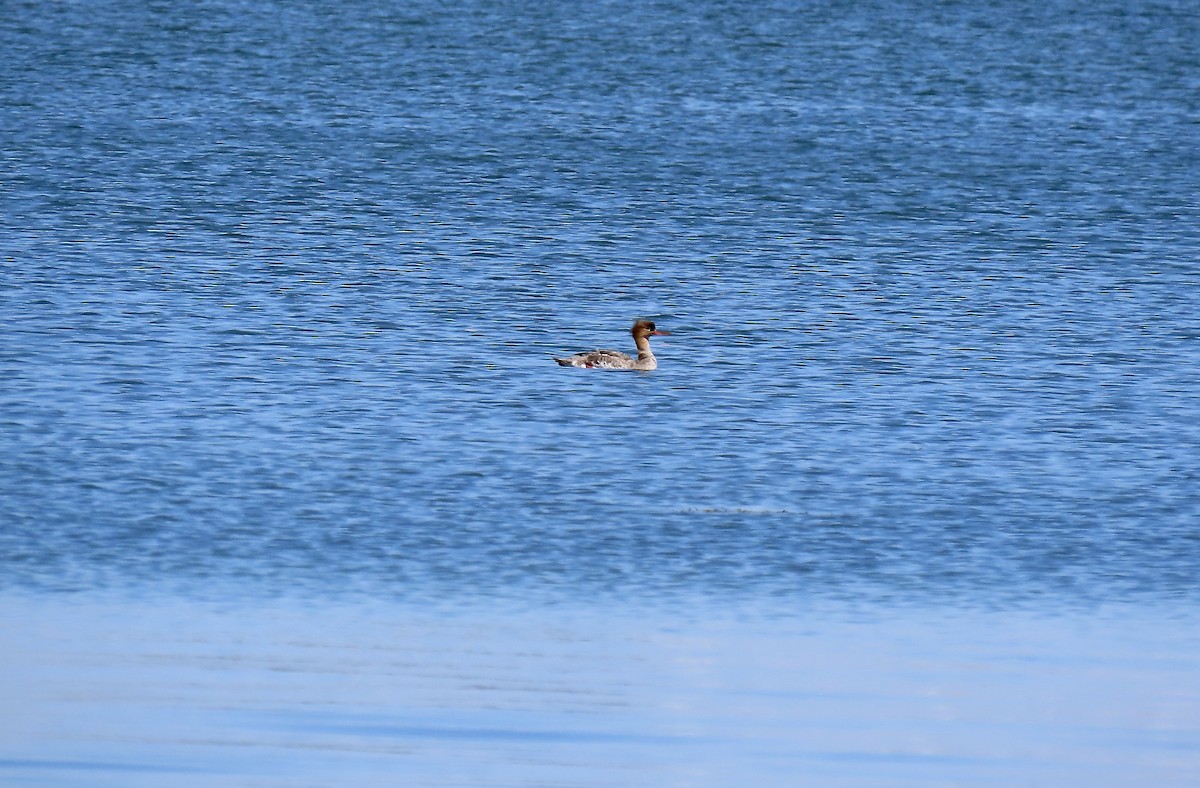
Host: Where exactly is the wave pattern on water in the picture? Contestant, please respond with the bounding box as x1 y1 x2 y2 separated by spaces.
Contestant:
2 0 1199 610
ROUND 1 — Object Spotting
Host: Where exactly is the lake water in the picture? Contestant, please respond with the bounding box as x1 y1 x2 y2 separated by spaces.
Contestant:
3 0 1199 783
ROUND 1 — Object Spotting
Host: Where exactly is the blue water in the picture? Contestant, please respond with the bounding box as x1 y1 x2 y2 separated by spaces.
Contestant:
4 0 1200 610
4 0 1200 783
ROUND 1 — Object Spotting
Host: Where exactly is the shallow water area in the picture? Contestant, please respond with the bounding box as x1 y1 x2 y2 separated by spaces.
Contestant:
3 594 1199 787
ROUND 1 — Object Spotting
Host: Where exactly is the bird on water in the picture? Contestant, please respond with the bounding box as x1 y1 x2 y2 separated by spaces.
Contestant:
553 320 670 370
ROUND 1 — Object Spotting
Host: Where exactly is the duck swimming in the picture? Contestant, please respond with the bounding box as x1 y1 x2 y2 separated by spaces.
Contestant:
554 320 670 370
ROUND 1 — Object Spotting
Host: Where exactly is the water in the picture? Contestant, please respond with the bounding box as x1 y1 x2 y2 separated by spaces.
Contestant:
3 597 1198 786
2 0 1199 782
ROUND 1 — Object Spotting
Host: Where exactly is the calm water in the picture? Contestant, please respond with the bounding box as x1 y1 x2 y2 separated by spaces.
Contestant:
3 0 1200 782
3 597 1198 786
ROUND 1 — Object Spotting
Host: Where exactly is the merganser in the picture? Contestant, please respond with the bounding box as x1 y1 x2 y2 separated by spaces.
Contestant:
554 320 670 370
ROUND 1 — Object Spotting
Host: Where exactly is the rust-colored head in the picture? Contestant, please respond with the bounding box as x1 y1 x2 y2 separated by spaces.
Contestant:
632 319 670 338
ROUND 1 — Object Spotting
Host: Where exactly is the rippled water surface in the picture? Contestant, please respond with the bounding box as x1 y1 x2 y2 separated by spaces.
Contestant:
3 0 1200 782
5 0 1199 609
